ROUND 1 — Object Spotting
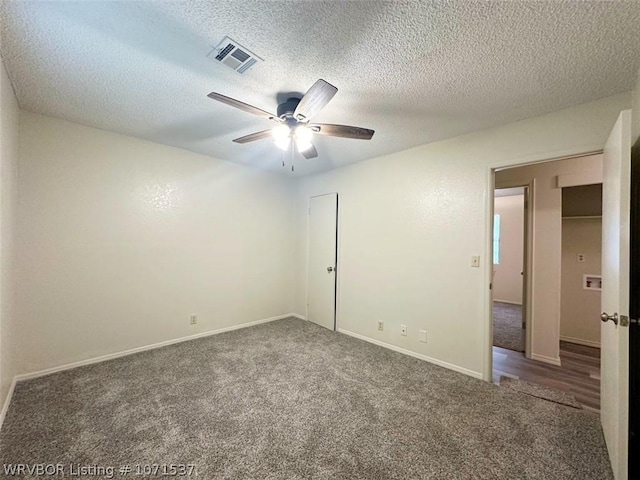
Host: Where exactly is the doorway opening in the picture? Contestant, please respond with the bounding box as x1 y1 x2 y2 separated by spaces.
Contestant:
492 187 526 354
490 154 603 412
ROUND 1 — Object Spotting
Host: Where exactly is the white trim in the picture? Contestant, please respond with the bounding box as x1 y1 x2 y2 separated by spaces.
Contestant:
482 167 495 382
560 335 601 348
290 313 307 320
15 313 296 382
531 353 562 366
490 149 603 173
337 328 483 380
493 299 523 305
525 179 535 362
0 377 17 432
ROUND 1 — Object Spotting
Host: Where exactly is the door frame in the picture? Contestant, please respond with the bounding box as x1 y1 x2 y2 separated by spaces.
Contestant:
491 184 533 357
305 192 340 331
522 184 533 358
483 150 602 382
628 136 640 478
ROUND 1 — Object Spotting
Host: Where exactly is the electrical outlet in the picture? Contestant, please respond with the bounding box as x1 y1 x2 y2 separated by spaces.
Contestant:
419 330 427 343
577 253 585 263
400 324 407 336
190 314 198 325
377 320 384 331
471 255 480 268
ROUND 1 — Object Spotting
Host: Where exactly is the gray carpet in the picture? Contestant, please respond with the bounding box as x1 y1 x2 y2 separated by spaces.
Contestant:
493 301 524 351
1 318 612 479
500 376 582 409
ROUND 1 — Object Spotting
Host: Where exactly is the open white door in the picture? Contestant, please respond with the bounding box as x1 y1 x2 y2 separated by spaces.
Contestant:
307 193 338 330
601 110 631 480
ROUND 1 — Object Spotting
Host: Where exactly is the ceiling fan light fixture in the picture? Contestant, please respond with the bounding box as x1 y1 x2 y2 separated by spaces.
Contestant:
295 125 312 142
294 126 313 153
272 124 291 151
208 78 375 160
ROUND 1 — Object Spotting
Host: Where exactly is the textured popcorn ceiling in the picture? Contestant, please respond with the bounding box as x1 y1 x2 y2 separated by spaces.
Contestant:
1 1 639 176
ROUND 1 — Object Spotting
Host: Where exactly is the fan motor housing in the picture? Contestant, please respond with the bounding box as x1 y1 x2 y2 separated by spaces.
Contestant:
277 97 301 119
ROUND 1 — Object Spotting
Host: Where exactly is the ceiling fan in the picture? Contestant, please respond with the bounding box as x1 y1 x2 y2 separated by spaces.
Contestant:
207 79 374 159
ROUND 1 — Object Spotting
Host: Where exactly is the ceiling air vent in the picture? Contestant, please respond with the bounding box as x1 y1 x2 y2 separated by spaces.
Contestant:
208 36 262 75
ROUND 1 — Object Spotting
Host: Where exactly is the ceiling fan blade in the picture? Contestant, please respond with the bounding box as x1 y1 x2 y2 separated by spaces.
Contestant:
300 143 318 159
293 79 338 121
207 92 277 121
309 123 374 140
232 129 273 144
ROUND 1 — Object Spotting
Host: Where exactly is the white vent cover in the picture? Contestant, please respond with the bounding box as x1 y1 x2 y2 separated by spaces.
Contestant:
208 36 263 74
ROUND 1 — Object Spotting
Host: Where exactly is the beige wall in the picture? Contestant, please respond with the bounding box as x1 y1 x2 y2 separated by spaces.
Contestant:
295 93 630 379
560 217 602 347
4 89 633 389
16 112 296 375
493 194 524 304
0 58 19 418
495 154 602 365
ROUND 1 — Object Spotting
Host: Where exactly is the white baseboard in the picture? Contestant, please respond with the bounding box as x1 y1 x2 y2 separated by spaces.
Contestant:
15 313 298 383
560 335 600 348
337 328 483 380
531 353 562 366
290 313 307 320
0 377 17 432
493 299 522 305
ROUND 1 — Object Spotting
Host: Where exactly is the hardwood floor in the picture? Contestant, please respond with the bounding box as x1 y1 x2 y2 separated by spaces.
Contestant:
493 341 601 412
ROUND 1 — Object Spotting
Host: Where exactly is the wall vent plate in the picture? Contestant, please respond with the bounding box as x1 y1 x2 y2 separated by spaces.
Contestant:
208 36 263 74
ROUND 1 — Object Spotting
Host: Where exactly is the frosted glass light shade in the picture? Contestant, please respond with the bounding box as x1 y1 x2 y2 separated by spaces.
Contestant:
272 125 291 151
295 126 313 152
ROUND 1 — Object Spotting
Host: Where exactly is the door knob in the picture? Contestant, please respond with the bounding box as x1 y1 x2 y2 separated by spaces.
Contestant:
327 266 334 273
600 312 618 325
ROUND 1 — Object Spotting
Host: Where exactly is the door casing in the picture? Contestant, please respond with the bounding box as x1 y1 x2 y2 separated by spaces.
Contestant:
627 136 640 479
